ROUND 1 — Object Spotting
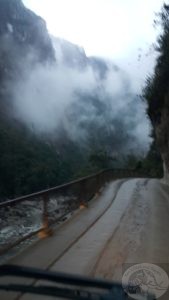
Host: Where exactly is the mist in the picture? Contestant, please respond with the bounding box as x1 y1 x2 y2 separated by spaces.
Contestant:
10 37 152 156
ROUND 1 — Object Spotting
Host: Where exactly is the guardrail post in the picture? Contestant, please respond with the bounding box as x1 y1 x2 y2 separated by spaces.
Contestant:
79 181 88 209
94 173 101 198
38 195 53 238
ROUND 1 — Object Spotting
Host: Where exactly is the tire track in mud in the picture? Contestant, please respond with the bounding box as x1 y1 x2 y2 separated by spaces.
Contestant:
15 179 126 300
90 178 150 280
47 179 127 270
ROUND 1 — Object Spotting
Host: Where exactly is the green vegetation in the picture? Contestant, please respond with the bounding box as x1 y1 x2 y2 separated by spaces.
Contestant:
143 4 169 125
0 0 165 201
141 4 169 178
0 119 117 200
0 120 58 198
140 141 163 178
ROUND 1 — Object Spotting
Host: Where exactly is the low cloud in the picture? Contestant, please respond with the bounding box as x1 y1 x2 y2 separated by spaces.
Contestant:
10 38 152 156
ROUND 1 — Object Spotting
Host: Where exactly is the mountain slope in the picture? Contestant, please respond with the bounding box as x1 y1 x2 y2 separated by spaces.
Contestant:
0 0 151 199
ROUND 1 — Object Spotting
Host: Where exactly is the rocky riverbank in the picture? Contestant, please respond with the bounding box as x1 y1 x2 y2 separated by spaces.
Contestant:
0 195 78 263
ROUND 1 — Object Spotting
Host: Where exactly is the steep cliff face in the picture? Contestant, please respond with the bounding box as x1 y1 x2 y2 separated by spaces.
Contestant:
0 0 55 62
0 0 151 199
0 0 55 118
52 37 118 78
53 38 87 69
154 105 169 181
145 85 168 180
147 83 169 179
143 4 169 181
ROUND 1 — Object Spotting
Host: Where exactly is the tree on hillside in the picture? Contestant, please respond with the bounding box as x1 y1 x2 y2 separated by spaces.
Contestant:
143 3 169 175
143 3 169 124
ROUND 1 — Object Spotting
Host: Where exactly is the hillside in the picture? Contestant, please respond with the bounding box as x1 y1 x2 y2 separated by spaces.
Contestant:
143 4 169 182
0 0 153 200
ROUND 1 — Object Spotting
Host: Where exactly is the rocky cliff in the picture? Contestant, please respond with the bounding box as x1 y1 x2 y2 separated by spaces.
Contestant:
0 0 151 199
0 0 55 61
144 4 169 182
0 0 55 118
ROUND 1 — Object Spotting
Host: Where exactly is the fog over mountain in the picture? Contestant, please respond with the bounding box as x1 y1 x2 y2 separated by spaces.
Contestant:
0 0 155 199
9 34 151 155
0 0 151 157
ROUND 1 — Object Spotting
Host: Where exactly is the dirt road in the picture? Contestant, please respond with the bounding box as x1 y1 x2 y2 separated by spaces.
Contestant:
1 178 169 299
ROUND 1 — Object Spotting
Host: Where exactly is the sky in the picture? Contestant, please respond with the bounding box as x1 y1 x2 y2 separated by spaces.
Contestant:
11 0 165 151
23 0 165 58
22 0 166 91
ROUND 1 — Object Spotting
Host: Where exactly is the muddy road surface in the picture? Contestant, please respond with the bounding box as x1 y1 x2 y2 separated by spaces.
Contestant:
1 178 169 299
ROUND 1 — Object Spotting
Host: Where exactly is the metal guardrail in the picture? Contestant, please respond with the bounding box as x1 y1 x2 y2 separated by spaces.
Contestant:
0 169 148 256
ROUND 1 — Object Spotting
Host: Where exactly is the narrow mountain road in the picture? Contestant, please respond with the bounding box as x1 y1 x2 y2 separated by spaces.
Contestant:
92 179 169 281
1 178 169 300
